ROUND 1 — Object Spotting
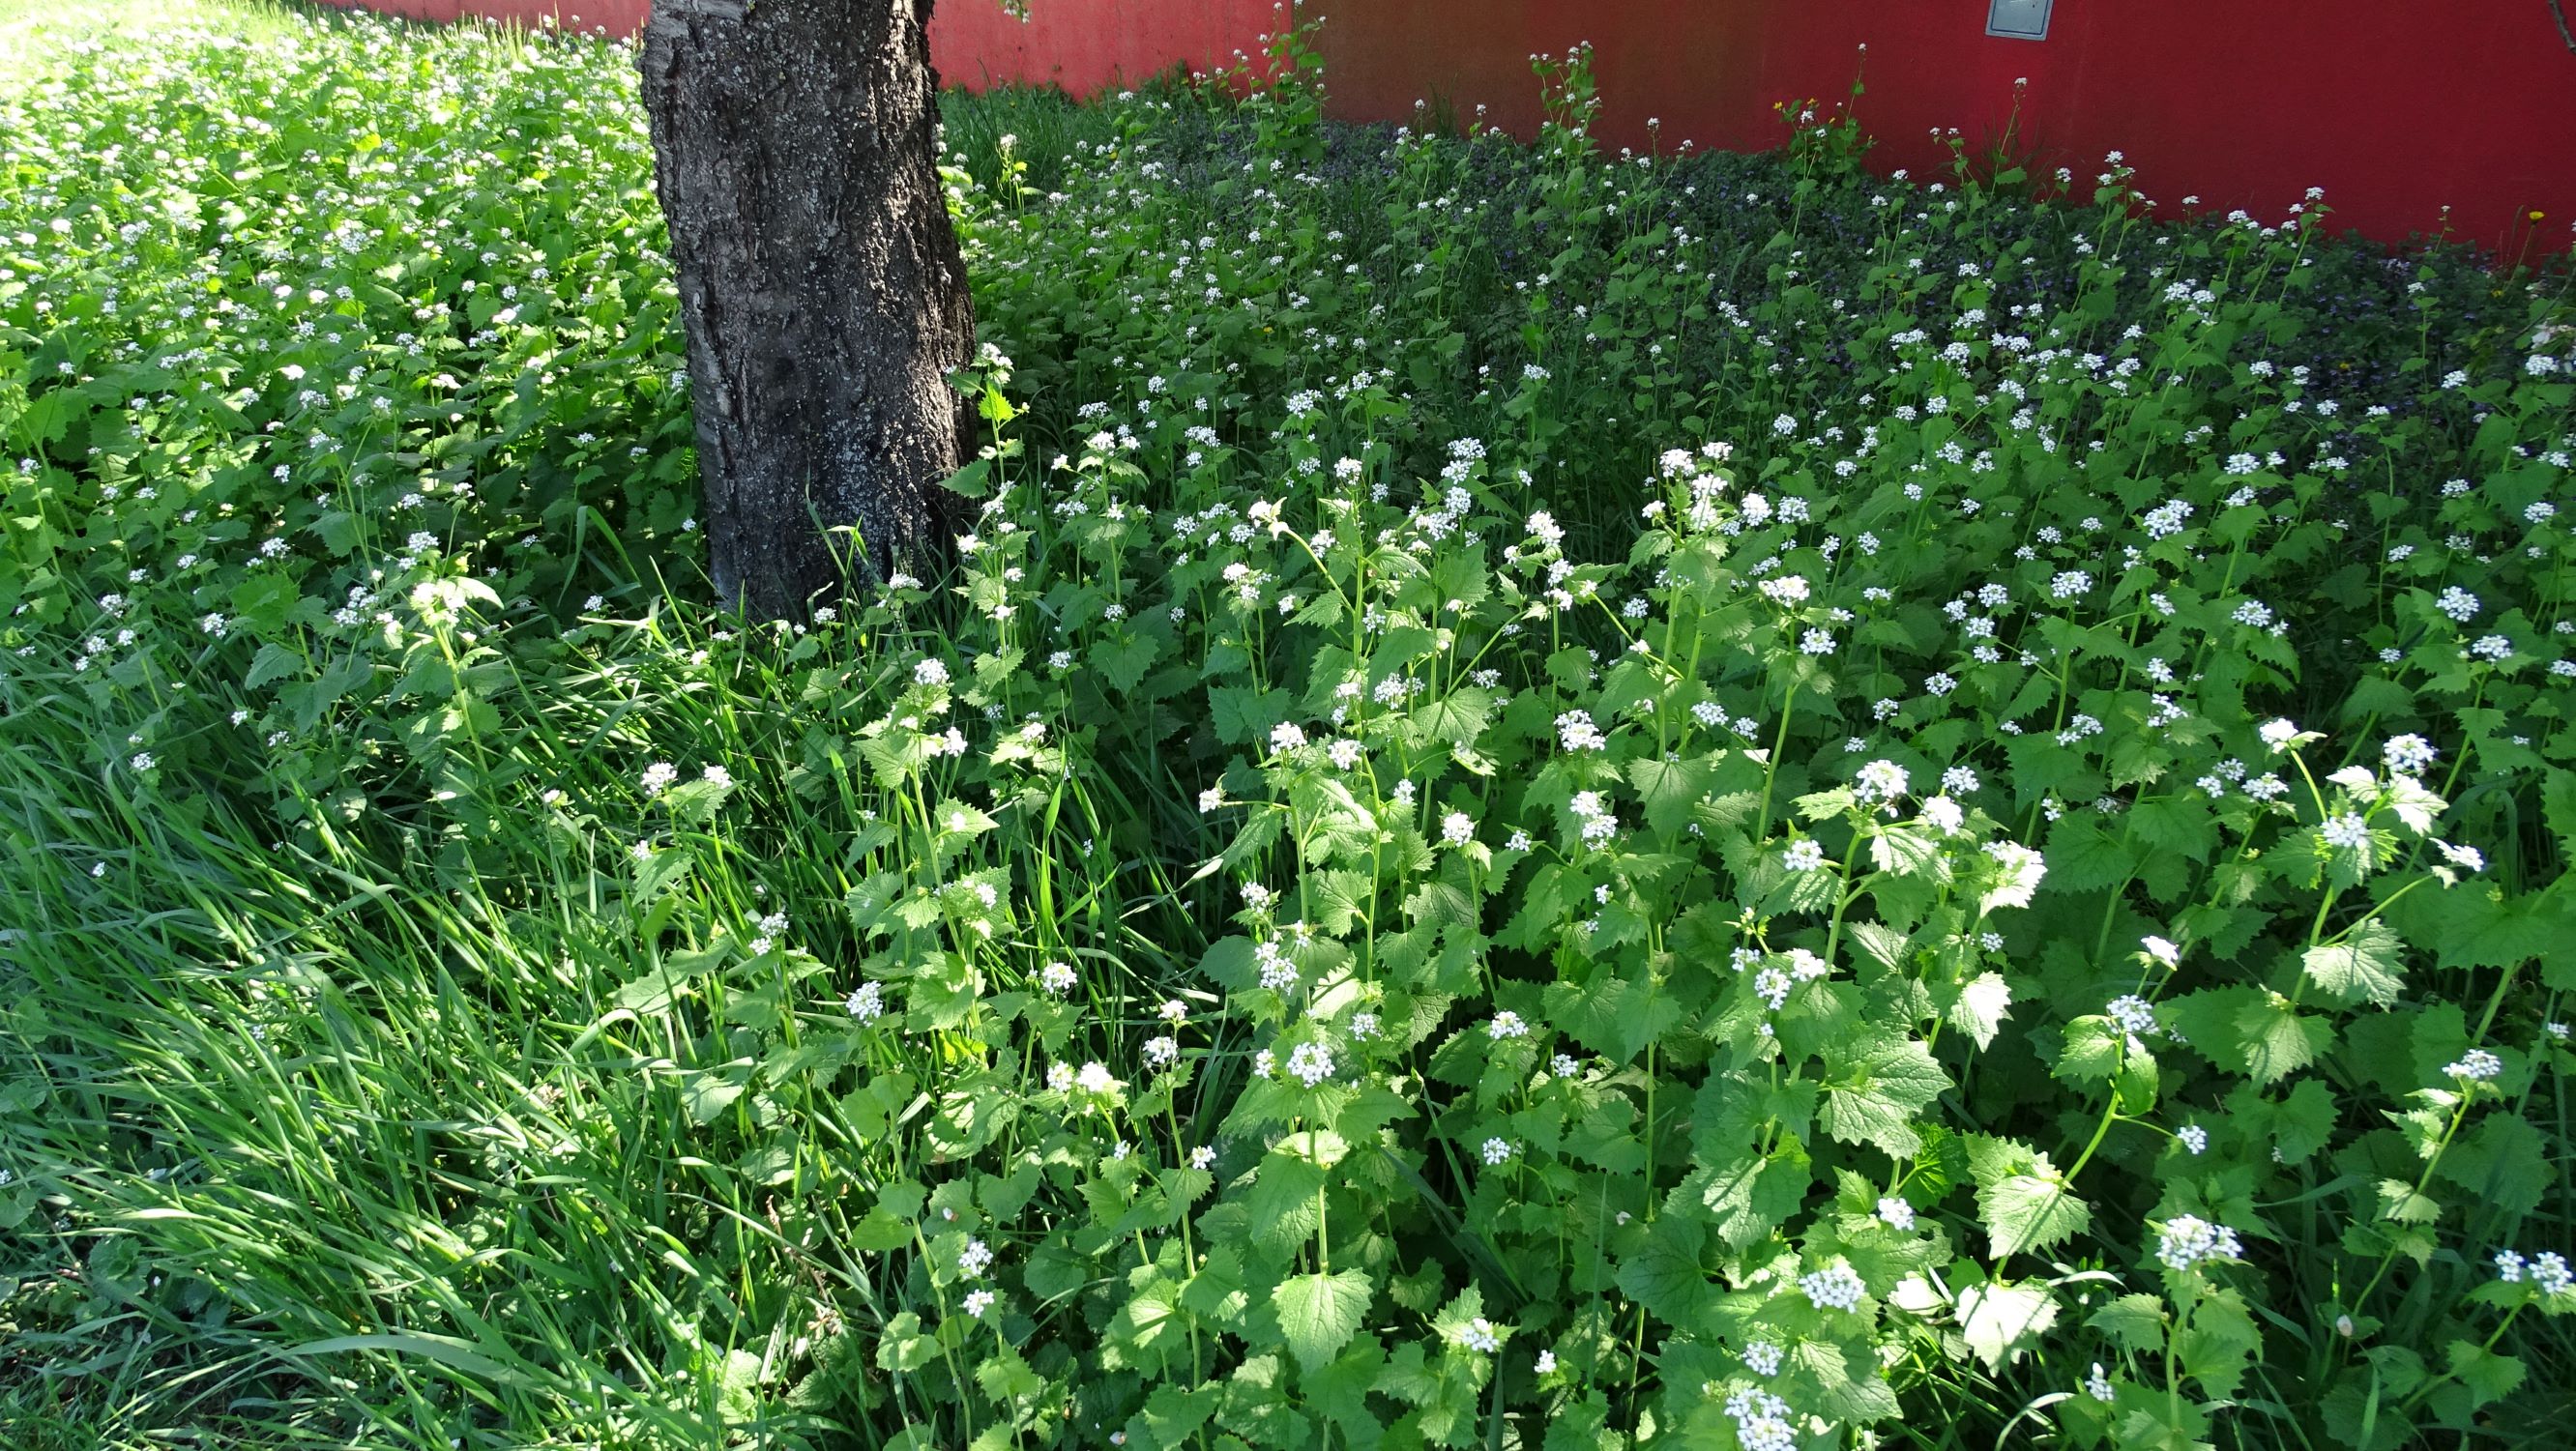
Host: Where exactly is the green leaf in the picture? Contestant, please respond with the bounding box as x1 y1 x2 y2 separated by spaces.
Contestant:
1625 754 1711 838
1407 687 1494 748
2435 1112 2549 1214
2053 1017 2130 1085
1947 971 2013 1049
287 1331 529 1388
682 1069 746 1124
1211 684 1291 747
1542 1391 1616 1451
2301 920 2406 1007
1092 632 1162 695
1614 984 1683 1063
2171 1286 2261 1399
2444 1340 2525 1408
1867 824 1945 878
1819 1033 1949 1158
1132 1381 1222 1447
873 1312 938 1374
848 1207 912 1252
940 457 992 499
2090 1293 2168 1355
2544 769 2576 862
243 641 305 691
1025 1239 1089 1301
1542 967 1630 1061
1970 1142 2091 1261
2238 996 2334 1086
1692 1150 1810 1250
1956 1281 2058 1372
2045 814 2138 893
1273 1269 1372 1370
840 1071 917 1144
1241 1152 1326 1256
1615 1214 1709 1322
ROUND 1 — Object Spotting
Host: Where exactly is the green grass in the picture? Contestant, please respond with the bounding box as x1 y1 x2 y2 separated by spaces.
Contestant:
3 4 2574 1450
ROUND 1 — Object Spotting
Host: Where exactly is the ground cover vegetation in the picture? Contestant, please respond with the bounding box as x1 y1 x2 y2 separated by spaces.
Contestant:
4 4 2575 1448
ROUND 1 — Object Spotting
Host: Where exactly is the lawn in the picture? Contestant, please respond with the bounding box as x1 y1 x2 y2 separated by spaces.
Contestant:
3 4 2573 1449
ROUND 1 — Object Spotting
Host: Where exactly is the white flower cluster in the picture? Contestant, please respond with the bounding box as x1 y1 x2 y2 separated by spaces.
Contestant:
1722 1387 1802 1451
1799 1261 1866 1311
2154 1215 2242 1272
2496 1249 2574 1294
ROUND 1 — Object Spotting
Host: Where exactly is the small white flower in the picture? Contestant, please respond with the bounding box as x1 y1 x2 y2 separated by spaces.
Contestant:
1854 759 1909 807
1556 710 1607 752
1799 1262 1867 1311
2539 1254 2576 1295
2154 1214 2242 1272
2444 1048 2503 1082
2107 996 2159 1038
2384 734 2437 775
1286 1041 1334 1087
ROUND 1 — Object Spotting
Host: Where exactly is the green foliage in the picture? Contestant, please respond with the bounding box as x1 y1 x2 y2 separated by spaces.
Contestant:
4 5 2576 1450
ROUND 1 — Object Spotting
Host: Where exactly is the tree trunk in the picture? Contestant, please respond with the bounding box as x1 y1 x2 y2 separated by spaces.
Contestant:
638 0 973 620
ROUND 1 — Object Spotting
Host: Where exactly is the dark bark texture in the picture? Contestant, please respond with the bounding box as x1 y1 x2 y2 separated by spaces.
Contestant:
639 0 973 619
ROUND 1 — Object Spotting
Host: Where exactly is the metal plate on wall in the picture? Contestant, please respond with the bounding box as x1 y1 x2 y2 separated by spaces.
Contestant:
1987 0 2051 40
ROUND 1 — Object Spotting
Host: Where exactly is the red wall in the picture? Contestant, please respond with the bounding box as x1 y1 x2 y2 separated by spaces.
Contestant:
1312 1 2576 256
320 1 2575 255
927 0 1274 96
333 0 1268 96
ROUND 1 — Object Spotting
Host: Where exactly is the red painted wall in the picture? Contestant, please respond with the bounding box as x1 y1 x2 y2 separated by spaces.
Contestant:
332 0 1269 95
1312 1 2576 256
927 0 1274 95
318 1 2575 255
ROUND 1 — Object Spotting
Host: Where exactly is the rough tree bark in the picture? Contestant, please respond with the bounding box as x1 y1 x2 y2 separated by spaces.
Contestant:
638 0 974 619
